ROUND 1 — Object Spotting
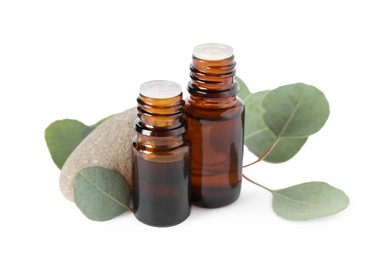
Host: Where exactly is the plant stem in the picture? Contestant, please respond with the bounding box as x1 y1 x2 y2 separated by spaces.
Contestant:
243 141 277 168
242 139 277 193
242 173 272 193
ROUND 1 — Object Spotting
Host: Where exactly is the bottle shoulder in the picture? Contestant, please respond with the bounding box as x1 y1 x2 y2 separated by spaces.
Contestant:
184 95 244 108
184 96 244 120
132 135 190 163
133 134 189 152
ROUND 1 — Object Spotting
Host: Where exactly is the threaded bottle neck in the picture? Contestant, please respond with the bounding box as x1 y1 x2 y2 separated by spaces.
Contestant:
188 55 239 98
135 81 186 137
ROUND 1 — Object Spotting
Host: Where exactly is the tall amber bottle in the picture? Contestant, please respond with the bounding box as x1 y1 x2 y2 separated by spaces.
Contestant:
185 43 245 208
132 80 191 227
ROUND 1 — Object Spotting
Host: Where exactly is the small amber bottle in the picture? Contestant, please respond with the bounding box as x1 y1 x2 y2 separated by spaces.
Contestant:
132 80 191 227
184 43 245 208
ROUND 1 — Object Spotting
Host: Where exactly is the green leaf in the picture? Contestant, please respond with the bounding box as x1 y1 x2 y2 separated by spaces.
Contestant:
74 167 130 221
45 116 111 169
237 80 329 163
237 83 276 162
243 90 269 138
247 131 308 163
235 76 251 101
241 89 308 162
272 182 349 221
263 83 330 137
45 120 93 169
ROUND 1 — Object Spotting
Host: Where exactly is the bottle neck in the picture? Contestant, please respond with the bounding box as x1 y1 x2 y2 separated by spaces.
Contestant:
188 55 239 99
136 134 184 149
135 94 186 137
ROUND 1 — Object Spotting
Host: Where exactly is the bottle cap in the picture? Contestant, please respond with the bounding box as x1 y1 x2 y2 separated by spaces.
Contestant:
193 43 234 60
140 80 182 99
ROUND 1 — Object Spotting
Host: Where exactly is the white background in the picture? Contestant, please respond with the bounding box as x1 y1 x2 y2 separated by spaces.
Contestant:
1 0 382 259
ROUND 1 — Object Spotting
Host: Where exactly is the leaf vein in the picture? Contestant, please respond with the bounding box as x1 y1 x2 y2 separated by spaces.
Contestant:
277 93 305 138
244 127 269 140
79 173 130 210
273 191 329 208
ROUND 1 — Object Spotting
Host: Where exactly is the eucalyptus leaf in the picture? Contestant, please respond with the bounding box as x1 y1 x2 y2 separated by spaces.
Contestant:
243 91 306 162
45 120 94 169
238 81 308 162
263 83 330 137
74 167 130 221
236 76 251 101
272 182 349 221
247 130 308 163
45 116 111 169
243 90 269 138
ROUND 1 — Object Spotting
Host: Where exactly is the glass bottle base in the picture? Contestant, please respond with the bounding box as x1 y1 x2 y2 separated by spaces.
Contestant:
191 185 241 208
134 210 190 228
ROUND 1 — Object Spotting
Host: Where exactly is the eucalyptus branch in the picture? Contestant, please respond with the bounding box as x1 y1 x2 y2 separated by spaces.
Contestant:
242 173 272 192
243 141 277 168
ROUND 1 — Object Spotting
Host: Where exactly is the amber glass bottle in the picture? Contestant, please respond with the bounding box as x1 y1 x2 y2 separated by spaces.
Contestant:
184 43 244 208
132 80 190 227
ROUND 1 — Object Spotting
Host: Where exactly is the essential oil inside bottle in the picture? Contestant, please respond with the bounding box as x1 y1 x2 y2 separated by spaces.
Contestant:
132 155 190 226
132 80 190 227
185 43 245 208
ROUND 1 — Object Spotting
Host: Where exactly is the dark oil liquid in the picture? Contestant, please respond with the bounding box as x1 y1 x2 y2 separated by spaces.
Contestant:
185 108 244 208
132 155 190 227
